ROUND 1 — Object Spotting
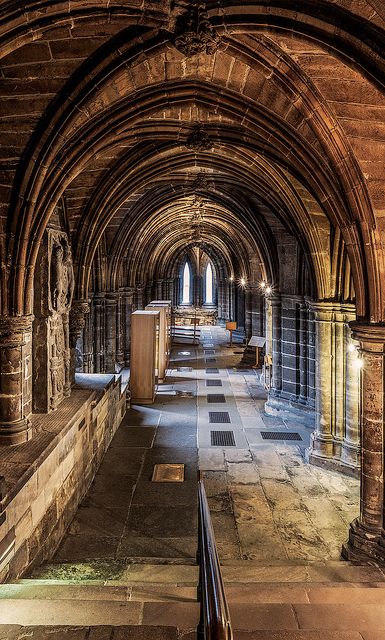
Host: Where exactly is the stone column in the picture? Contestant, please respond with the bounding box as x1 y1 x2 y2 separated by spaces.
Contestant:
308 303 335 460
156 279 163 300
271 295 282 394
69 301 90 382
116 291 124 370
308 302 360 474
343 323 385 563
299 301 308 404
93 293 105 373
105 294 117 373
245 286 253 341
166 278 174 302
123 287 134 367
306 305 316 409
0 315 33 445
82 308 93 373
134 285 144 310
342 321 360 469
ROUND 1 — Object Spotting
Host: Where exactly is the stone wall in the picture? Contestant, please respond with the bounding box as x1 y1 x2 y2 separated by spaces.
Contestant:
266 295 316 424
0 375 125 581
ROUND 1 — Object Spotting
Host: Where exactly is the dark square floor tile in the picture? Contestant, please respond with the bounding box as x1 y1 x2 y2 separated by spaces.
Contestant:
123 407 161 427
154 427 197 448
159 413 196 430
124 505 197 538
110 426 156 449
68 505 127 537
117 536 197 559
54 535 120 561
98 447 146 477
85 475 136 509
132 479 197 506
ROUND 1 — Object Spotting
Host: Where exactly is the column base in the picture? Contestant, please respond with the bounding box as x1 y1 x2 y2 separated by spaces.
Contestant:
0 419 32 445
265 394 315 427
342 518 385 565
308 433 360 478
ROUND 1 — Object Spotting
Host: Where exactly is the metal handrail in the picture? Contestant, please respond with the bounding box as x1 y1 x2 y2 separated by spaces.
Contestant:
197 475 233 640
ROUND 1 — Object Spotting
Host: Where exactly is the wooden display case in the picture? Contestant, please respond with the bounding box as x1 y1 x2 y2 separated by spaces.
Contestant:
146 303 170 382
130 310 160 404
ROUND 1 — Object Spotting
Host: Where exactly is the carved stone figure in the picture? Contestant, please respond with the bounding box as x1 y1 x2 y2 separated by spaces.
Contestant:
186 124 213 151
174 3 221 56
33 230 75 412
50 237 74 313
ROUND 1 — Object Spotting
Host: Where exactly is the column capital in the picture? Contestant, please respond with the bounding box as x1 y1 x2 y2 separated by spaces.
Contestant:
69 301 90 346
350 322 385 348
269 294 281 306
0 315 34 345
105 292 118 305
307 300 355 323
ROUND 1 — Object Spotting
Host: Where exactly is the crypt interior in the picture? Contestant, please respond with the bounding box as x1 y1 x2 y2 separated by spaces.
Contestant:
1 1 385 638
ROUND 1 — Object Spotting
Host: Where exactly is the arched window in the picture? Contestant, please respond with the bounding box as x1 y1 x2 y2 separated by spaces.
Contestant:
182 262 191 304
205 262 213 304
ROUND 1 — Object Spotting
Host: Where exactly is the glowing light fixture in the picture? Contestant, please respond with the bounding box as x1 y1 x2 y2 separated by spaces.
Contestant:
265 286 272 295
240 277 246 287
354 357 363 370
229 275 234 282
260 280 266 289
348 343 356 353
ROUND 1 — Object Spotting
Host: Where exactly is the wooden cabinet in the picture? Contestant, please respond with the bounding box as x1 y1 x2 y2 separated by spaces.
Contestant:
146 303 169 382
130 310 159 404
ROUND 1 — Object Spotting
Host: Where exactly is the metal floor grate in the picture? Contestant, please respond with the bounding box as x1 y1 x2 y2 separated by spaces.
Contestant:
203 343 214 347
205 357 217 363
206 367 219 374
206 379 222 387
261 431 302 441
204 349 215 355
209 411 231 424
207 394 226 403
211 430 236 447
177 367 193 372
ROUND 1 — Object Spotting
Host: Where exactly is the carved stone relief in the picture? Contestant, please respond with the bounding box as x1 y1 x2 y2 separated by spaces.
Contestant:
33 230 74 412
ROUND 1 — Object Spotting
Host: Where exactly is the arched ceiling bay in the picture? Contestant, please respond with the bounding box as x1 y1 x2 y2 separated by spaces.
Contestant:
1 1 384 318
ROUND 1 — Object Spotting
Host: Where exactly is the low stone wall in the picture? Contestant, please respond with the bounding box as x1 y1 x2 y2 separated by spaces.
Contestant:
0 375 126 581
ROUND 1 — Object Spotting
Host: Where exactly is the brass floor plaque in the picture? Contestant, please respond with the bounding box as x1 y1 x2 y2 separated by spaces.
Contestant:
152 463 185 483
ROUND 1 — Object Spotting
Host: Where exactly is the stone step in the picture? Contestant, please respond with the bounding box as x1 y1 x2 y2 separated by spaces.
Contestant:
26 559 385 585
1 582 197 603
0 627 371 640
221 561 385 584
5 580 385 605
2 599 385 633
0 627 180 640
28 562 199 584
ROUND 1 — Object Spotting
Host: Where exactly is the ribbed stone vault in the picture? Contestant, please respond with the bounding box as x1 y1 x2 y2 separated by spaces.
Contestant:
1 0 385 570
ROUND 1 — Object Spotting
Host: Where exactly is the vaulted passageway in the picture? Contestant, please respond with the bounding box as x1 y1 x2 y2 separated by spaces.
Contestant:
2 1 385 615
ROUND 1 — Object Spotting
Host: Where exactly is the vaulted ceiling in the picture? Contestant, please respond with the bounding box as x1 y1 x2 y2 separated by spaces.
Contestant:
1 1 385 319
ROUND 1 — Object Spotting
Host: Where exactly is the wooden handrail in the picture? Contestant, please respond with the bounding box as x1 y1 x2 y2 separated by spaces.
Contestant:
197 475 233 640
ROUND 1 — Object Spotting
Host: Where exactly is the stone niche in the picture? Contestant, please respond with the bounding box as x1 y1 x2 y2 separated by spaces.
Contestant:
33 230 74 412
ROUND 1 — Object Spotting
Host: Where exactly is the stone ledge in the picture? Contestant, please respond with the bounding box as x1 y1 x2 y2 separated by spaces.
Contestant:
0 374 115 510
0 375 126 581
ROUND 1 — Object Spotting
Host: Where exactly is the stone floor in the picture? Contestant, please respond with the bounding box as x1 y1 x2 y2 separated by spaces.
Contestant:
34 326 359 576
198 326 359 563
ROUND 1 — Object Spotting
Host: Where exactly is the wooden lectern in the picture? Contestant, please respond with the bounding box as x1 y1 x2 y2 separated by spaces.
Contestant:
226 321 237 347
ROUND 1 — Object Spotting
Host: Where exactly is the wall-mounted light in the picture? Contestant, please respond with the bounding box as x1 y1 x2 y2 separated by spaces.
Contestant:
229 275 234 282
240 277 246 287
354 357 363 370
260 280 266 289
348 343 356 353
265 286 272 295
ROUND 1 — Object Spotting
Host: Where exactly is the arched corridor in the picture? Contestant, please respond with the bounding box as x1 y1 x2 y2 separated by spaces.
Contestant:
1 1 385 636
